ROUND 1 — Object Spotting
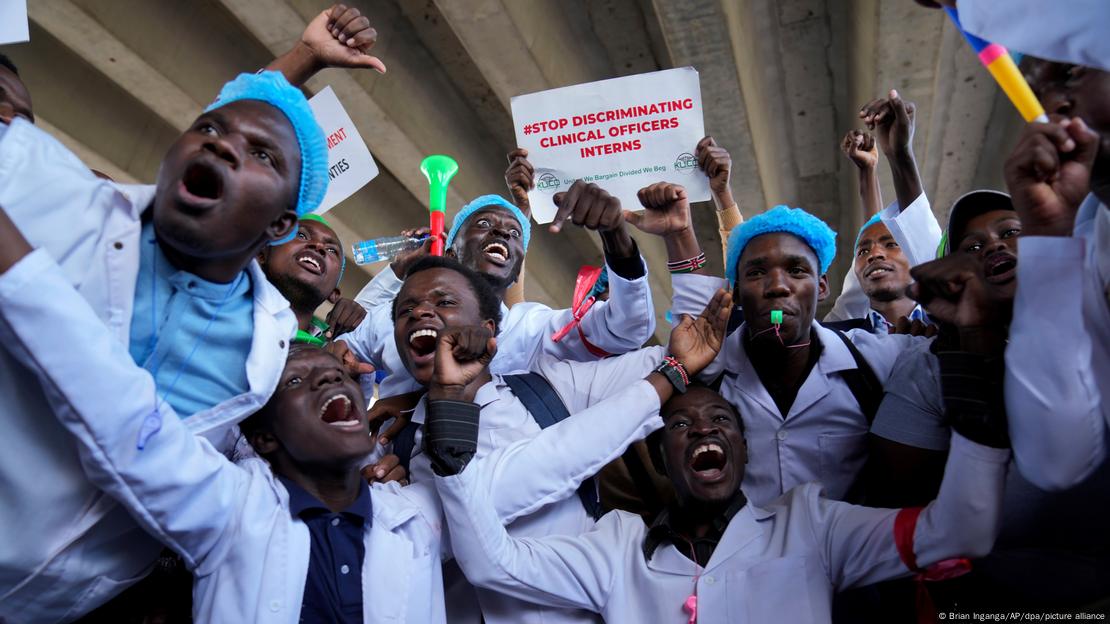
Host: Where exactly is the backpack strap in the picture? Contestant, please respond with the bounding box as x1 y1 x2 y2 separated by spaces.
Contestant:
832 330 884 426
391 419 421 476
503 372 602 520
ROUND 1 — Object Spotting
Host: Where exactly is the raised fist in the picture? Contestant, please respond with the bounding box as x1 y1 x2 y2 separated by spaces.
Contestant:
841 130 879 170
428 326 497 402
624 182 692 238
301 4 386 74
859 90 916 157
1003 117 1098 237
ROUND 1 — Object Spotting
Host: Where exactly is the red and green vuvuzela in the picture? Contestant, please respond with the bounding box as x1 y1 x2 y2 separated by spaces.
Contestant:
420 155 459 256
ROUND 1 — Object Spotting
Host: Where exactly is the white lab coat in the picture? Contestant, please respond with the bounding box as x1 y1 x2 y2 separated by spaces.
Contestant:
437 432 1009 624
403 347 667 624
824 194 942 323
0 118 296 622
1005 195 1110 490
957 0 1110 72
672 273 921 505
0 248 667 623
342 257 656 399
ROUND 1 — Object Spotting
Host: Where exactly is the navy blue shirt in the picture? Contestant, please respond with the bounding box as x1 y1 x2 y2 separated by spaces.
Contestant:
279 477 372 624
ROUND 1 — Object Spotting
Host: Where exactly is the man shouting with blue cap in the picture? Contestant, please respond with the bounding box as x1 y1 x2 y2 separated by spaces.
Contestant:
0 5 386 620
670 203 925 507
340 183 658 435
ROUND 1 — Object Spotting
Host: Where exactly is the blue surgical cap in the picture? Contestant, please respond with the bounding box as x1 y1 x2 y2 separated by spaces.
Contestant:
725 205 837 286
445 195 531 251
854 213 884 251
206 71 329 219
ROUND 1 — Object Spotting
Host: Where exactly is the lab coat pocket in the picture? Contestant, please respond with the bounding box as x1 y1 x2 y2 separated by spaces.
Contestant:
730 556 816 623
818 432 868 499
57 567 153 623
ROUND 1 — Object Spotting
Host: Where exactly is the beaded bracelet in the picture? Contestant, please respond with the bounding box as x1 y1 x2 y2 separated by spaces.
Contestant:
667 252 707 274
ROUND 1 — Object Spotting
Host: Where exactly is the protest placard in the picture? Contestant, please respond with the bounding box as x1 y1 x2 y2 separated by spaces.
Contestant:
308 86 379 214
0 1 29 45
511 67 710 224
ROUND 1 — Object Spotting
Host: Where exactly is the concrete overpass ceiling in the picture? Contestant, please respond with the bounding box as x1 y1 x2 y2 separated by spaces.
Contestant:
4 0 1021 333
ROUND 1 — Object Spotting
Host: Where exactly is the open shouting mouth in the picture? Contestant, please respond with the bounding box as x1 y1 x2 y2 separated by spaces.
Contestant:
178 157 225 207
687 439 728 483
407 327 438 365
984 251 1017 284
297 250 325 276
319 392 362 432
482 241 510 266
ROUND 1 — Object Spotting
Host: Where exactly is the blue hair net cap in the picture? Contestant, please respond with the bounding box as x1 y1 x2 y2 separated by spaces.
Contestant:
854 212 884 251
206 71 329 218
725 205 837 286
445 195 531 251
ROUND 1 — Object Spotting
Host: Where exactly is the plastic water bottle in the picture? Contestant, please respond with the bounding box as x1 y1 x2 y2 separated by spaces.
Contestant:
351 235 428 265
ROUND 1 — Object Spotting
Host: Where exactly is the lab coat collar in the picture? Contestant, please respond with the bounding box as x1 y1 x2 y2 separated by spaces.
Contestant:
278 476 373 526
644 503 776 575
113 183 158 221
726 321 857 419
773 323 864 418
642 490 748 561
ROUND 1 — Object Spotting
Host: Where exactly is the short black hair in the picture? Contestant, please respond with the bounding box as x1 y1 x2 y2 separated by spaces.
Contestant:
646 384 744 475
238 343 326 443
392 255 503 333
0 54 18 76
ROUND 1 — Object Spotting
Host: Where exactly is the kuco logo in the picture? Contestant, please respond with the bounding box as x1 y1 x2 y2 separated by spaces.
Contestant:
673 152 697 174
537 172 561 193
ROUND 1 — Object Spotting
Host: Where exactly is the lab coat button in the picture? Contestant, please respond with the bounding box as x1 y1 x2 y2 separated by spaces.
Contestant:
776 429 787 441
704 576 715 585
269 600 280 612
340 564 350 575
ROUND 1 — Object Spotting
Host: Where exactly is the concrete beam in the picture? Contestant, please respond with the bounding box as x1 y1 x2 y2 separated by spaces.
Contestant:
920 20 999 222
29 0 203 131
35 117 139 184
216 0 467 213
651 0 765 218
873 3 944 207
394 0 515 148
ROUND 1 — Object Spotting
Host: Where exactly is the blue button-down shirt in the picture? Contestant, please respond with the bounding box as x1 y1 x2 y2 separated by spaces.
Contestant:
279 477 372 624
868 304 930 333
128 222 254 417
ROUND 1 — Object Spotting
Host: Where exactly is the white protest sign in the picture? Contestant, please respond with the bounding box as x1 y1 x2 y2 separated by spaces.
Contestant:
511 67 710 224
0 0 29 45
308 86 379 214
